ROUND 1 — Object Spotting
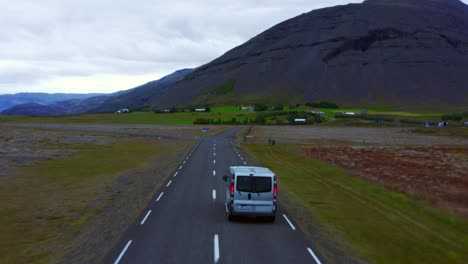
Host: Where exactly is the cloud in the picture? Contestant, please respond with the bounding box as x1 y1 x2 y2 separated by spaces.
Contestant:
2 0 465 94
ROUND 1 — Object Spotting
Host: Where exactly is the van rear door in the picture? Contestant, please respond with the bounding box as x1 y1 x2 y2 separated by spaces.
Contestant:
234 175 273 213
251 176 274 213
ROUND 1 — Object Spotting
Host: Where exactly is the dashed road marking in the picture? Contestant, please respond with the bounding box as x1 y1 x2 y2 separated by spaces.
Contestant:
140 210 152 225
214 234 220 263
213 170 216 176
213 160 216 164
156 192 164 202
174 172 178 177
166 180 172 187
212 189 216 200
282 214 296 231
307 247 322 264
179 165 183 170
114 240 132 264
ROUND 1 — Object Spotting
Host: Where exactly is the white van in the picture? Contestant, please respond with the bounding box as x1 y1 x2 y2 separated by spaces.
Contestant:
223 166 277 221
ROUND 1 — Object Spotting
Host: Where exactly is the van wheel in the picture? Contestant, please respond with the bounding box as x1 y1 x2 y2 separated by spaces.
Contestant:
228 213 235 221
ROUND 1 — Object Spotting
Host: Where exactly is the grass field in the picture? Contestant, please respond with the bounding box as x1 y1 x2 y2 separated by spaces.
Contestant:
0 105 452 126
0 139 191 263
244 143 468 264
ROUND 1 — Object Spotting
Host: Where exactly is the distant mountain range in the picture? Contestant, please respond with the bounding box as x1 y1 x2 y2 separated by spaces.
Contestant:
2 0 467 116
0 93 104 112
0 69 192 116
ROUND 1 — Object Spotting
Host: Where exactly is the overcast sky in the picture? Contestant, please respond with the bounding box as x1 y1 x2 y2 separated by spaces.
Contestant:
0 0 467 95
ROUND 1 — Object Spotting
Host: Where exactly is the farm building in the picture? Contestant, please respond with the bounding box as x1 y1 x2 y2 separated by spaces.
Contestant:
309 109 324 115
115 108 129 113
294 118 307 123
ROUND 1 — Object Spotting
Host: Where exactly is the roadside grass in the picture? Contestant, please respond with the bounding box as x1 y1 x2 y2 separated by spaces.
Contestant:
319 108 441 119
0 140 183 263
245 143 468 264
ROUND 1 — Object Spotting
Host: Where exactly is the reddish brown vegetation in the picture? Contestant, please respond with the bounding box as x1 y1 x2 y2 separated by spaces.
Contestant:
302 146 468 218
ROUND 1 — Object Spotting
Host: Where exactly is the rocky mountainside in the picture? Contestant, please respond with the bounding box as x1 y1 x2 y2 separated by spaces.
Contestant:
137 0 468 110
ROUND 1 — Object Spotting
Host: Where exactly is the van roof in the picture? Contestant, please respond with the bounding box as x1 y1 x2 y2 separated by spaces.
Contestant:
229 166 275 177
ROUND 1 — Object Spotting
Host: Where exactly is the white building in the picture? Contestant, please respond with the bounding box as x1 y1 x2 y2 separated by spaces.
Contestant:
294 118 307 123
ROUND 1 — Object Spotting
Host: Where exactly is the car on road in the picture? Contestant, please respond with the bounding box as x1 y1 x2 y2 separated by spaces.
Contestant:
223 166 277 221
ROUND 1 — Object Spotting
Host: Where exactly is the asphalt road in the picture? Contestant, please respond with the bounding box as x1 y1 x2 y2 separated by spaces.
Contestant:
106 127 322 264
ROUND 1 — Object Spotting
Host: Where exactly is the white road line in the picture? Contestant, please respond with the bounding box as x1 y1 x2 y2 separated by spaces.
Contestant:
166 180 172 187
243 161 247 165
114 240 132 264
174 172 178 177
307 247 322 264
179 165 183 170
214 234 220 263
282 214 296 231
214 152 216 156
213 170 216 176
183 160 186 164
213 160 216 164
140 210 152 225
212 189 216 200
156 192 164 202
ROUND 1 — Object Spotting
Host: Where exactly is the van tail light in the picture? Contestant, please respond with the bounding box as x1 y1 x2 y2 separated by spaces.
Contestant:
273 183 277 199
230 183 235 198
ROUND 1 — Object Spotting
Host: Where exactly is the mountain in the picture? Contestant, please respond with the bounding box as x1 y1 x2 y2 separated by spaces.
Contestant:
0 93 104 112
0 103 66 116
117 0 467 111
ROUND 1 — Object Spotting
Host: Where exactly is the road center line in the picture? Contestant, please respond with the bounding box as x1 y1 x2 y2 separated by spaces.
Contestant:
179 165 183 170
213 170 216 176
212 189 216 200
214 152 216 156
156 192 164 202
213 160 216 164
114 240 132 264
282 214 296 230
174 172 178 177
307 247 322 264
140 210 152 225
243 161 247 165
214 234 220 263
166 180 172 187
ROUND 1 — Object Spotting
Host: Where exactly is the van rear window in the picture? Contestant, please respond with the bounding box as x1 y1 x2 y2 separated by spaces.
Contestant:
236 176 272 193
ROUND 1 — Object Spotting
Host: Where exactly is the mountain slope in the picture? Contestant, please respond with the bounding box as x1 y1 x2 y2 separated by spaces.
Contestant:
91 69 193 112
141 0 468 110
